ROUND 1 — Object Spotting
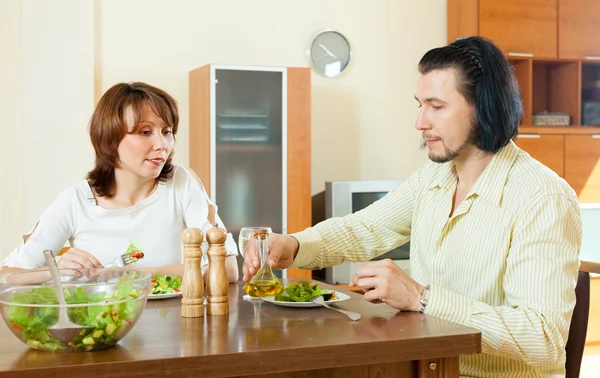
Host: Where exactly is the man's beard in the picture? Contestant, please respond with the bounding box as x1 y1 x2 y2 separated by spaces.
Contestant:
420 123 479 164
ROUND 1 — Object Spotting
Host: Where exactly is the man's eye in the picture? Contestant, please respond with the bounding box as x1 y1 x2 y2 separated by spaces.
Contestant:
432 105 442 110
163 129 173 135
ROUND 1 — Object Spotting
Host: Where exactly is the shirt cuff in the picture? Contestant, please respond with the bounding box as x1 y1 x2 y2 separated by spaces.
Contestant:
423 283 471 326
288 228 322 269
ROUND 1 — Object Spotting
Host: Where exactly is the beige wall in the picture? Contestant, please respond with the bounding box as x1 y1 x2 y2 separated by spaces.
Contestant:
0 0 446 258
0 0 24 258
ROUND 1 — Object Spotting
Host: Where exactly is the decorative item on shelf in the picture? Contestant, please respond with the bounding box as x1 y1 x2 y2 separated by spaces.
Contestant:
532 112 570 126
308 30 351 78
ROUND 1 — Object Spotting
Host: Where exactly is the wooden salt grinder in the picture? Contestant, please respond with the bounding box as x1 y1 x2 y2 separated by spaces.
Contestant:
181 228 204 318
206 224 229 315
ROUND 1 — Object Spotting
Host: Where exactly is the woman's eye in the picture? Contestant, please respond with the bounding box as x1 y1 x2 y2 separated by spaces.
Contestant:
139 130 151 136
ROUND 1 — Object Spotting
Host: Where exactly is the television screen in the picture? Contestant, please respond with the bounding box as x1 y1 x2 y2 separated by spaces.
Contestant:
351 192 410 260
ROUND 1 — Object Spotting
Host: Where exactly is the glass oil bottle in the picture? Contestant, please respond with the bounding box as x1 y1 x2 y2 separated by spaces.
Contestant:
245 229 283 297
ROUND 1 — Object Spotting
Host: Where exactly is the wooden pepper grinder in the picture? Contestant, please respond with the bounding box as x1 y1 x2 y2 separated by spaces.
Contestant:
206 224 229 315
181 228 204 318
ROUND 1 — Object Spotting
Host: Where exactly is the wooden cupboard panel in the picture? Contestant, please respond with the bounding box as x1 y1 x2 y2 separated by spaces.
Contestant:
479 0 557 58
514 134 564 176
447 0 478 43
511 59 533 126
286 67 312 280
519 126 600 134
565 135 600 201
559 0 600 59
189 65 211 194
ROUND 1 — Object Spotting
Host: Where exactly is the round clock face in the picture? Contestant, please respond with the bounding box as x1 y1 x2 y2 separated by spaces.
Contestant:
308 30 351 78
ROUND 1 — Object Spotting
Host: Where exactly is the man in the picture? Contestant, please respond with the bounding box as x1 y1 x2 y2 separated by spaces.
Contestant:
243 36 581 377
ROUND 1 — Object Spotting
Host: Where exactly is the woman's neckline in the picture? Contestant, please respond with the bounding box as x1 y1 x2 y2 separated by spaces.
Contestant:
85 180 166 212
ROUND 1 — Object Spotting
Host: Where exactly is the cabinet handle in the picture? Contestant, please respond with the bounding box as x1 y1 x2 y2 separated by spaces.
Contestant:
585 56 600 60
518 134 541 138
508 52 534 58
592 135 600 139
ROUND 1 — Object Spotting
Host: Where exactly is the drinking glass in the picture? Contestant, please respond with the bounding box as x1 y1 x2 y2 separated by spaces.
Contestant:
238 227 272 257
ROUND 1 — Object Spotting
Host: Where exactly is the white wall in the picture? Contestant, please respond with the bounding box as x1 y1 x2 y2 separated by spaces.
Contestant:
0 0 446 258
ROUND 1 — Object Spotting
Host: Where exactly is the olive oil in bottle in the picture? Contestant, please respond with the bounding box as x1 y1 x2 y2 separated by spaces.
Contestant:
246 229 283 297
245 279 283 297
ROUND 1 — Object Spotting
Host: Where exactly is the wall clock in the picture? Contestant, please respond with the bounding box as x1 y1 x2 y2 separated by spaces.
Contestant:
308 30 351 78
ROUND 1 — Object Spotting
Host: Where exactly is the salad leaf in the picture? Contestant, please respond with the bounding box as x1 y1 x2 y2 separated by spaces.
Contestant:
151 275 182 295
7 278 142 351
274 281 338 303
125 240 145 262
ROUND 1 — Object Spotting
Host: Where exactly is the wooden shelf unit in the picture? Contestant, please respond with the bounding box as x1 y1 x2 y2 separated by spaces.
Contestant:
448 0 600 200
508 58 600 132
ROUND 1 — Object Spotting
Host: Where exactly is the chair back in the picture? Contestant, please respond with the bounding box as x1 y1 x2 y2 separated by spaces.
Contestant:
565 271 590 378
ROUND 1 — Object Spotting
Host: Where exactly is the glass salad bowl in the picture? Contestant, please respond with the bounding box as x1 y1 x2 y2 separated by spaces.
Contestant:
0 268 151 352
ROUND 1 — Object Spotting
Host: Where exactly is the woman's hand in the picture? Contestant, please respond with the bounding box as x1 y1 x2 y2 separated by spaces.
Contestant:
57 248 103 269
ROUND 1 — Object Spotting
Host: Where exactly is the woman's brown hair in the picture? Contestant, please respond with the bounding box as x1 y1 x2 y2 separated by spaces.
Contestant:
86 82 179 198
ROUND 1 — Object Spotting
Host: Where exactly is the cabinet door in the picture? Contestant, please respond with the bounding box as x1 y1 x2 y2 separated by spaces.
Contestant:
559 0 600 59
479 0 557 58
515 134 565 176
565 134 600 202
213 69 284 233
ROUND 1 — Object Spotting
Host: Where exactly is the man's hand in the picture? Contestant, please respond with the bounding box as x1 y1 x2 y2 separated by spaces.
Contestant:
242 233 299 282
57 248 103 269
350 259 424 311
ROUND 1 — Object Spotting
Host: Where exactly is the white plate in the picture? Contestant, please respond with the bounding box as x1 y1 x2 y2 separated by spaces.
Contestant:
148 291 182 300
262 291 351 308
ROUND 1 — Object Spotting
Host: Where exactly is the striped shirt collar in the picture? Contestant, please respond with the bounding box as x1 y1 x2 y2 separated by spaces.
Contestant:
429 140 521 207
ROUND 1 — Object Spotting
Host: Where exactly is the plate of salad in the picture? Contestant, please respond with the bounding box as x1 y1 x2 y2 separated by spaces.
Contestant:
148 275 182 300
262 281 350 308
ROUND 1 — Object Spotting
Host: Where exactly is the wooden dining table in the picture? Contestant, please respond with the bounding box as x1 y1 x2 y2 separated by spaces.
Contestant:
0 280 481 378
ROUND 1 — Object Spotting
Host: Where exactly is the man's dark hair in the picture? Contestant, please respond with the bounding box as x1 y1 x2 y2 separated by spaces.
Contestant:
418 36 523 153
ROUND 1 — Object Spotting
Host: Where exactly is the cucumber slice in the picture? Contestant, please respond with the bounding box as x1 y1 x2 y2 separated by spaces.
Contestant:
322 291 334 301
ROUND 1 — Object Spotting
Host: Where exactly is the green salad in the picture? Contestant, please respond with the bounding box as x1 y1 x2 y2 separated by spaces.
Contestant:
150 275 182 295
7 279 142 351
274 281 338 303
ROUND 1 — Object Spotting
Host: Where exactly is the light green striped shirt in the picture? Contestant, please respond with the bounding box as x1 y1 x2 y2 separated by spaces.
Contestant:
291 141 581 377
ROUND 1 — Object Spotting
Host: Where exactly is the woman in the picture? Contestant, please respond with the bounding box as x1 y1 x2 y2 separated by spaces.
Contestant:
1 82 239 282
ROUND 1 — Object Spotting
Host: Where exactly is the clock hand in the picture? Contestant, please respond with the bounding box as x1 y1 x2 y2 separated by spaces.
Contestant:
318 43 337 59
314 53 331 63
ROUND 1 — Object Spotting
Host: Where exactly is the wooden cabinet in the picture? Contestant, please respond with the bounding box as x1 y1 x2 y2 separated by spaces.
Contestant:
189 65 312 279
559 0 600 59
477 0 558 58
565 134 600 202
448 1 600 202
514 134 565 176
